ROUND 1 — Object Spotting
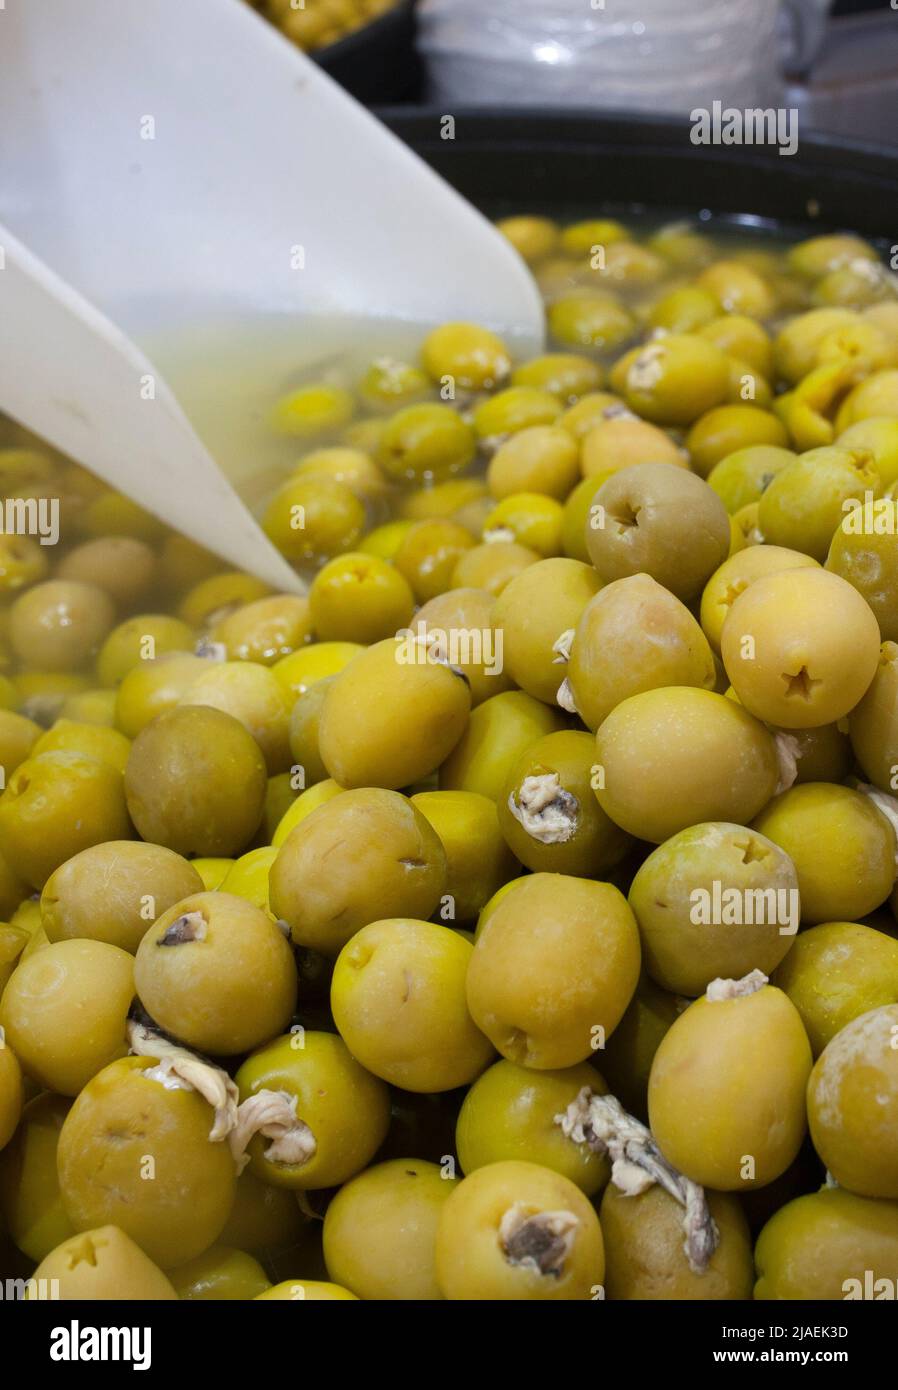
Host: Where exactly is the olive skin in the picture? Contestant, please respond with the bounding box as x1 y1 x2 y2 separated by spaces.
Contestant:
491 557 601 707
498 730 631 877
270 788 448 957
218 1168 308 1256
411 789 517 923
466 873 641 1069
0 938 134 1096
416 588 513 707
699 544 818 653
598 974 685 1123
134 891 297 1056
0 708 42 777
114 652 208 738
753 783 896 925
178 661 294 774
807 1005 898 1199
567 574 716 730
721 568 880 729
0 1041 23 1151
827 499 898 642
848 639 898 791
439 690 565 802
9 580 115 672
628 822 799 996
32 1226 177 1300
255 1280 357 1301
0 1092 73 1261
585 463 731 602
599 1183 754 1301
235 1031 391 1191
41 840 204 953
434 1160 605 1301
56 1056 236 1268
318 638 471 790
331 919 494 1093
167 1245 270 1301
322 1159 458 1301
595 687 779 845
647 984 812 1191
755 1187 898 1300
124 705 267 857
772 921 898 1056
0 751 133 890
456 1059 610 1196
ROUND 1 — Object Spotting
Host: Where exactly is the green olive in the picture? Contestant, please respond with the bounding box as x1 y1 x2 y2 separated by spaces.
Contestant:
699 543 818 653
755 1187 898 1300
270 787 447 955
309 552 414 644
581 414 686 479
585 463 731 601
394 520 475 603
32 1225 176 1300
318 637 470 789
134 891 297 1054
167 1244 270 1300
10 580 115 672
456 1059 610 1195
600 1183 753 1300
434 1159 605 1301
473 387 563 441
439 689 565 801
410 789 517 922
807 1005 898 1198
96 614 194 686
567 573 716 729
125 705 266 856
376 404 476 483
547 291 636 352
235 1030 390 1190
721 567 880 728
487 426 580 501
618 334 730 425
57 536 157 609
41 841 204 953
753 783 895 925
648 982 811 1189
498 730 631 877
757 446 879 562
595 688 779 844
773 920 898 1057
466 873 641 1068
827 497 898 641
686 405 788 479
58 1055 236 1267
332 918 494 1092
0 1092 73 1261
629 822 799 996
212 594 313 665
323 1158 458 1300
492 556 601 706
0 751 133 889
420 322 511 391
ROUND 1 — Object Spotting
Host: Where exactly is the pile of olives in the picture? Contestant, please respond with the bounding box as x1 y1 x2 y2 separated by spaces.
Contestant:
2 214 898 1302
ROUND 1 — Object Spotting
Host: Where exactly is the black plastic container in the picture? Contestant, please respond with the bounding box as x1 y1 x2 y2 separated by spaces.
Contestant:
316 1 420 104
377 108 898 239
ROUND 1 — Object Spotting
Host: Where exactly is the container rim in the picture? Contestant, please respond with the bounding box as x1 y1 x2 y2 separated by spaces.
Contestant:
375 105 898 238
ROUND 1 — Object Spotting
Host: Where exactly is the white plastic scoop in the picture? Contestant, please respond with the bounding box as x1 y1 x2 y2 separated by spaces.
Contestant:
0 0 543 586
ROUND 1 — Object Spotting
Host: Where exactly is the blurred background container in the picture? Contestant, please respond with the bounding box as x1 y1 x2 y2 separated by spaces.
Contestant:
250 0 898 146
417 0 794 111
